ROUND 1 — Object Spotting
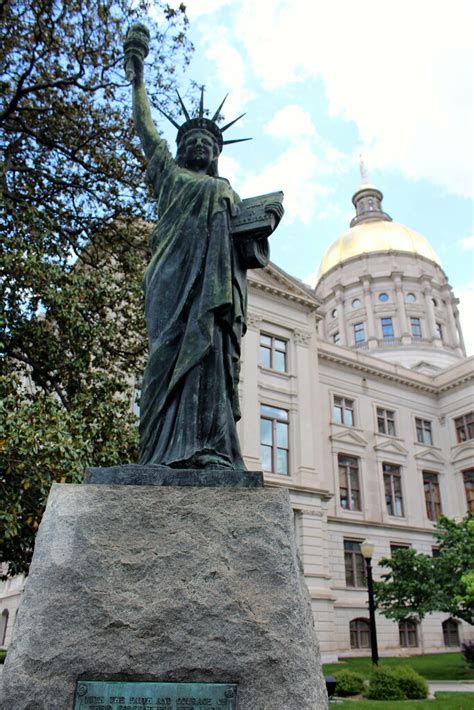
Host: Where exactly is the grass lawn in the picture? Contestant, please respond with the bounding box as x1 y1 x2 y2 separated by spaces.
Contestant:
323 652 473 681
332 693 474 709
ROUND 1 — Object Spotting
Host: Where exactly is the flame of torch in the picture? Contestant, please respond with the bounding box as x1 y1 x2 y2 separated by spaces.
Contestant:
124 23 150 82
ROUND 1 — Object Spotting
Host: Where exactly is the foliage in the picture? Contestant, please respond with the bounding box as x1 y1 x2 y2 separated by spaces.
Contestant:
1 0 192 576
323 652 473 681
366 667 404 700
461 641 474 669
334 669 365 696
334 692 474 710
392 666 428 699
374 515 474 624
374 548 436 623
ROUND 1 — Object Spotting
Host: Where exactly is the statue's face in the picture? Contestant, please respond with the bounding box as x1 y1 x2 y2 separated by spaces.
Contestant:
181 130 217 173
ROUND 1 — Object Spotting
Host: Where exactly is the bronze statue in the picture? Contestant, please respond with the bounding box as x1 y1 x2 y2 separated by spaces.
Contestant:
125 24 283 470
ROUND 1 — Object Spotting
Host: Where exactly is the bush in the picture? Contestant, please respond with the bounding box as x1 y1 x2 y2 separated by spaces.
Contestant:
334 669 365 696
366 667 405 700
393 666 428 699
461 641 474 668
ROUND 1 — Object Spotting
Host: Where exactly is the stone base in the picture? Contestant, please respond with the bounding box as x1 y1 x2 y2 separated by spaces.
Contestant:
85 464 263 488
1 484 328 709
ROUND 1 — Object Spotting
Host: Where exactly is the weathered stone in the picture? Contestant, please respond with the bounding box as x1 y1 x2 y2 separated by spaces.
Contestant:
85 464 263 488
1 484 328 709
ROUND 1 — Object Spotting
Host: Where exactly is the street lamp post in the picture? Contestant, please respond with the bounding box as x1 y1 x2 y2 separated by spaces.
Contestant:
360 539 379 666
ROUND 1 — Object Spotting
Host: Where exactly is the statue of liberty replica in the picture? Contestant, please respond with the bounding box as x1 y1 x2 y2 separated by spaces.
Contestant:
1 23 327 710
125 23 283 472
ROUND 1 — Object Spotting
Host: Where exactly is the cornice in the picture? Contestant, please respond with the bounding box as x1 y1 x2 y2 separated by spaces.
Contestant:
264 478 333 501
326 516 438 535
318 342 473 394
248 263 321 312
318 342 439 393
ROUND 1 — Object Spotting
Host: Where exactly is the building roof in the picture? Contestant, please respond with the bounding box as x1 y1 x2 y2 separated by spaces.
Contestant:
319 219 442 277
318 180 441 278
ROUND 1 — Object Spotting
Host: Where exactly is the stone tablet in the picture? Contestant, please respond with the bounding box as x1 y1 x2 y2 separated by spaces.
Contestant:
74 681 238 709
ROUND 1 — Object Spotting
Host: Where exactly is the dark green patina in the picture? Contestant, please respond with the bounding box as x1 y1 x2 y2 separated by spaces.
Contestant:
124 24 283 473
74 680 238 709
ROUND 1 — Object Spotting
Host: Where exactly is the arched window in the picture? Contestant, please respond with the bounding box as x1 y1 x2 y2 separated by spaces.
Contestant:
0 609 9 646
399 619 418 647
350 618 371 649
442 618 460 647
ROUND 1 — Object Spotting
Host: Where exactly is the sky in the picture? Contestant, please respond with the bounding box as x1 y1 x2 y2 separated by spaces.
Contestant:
152 0 474 354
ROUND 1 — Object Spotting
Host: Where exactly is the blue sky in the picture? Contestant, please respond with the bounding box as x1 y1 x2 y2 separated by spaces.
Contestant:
151 0 474 353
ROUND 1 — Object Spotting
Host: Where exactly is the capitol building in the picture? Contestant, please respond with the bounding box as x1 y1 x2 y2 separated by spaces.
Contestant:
1 179 473 659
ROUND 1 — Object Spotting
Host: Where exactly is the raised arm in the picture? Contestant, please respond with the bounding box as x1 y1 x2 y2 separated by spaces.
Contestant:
124 24 161 161
132 68 160 161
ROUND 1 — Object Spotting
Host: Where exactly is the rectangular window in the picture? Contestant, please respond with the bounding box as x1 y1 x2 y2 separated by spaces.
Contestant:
383 463 404 517
390 543 410 555
436 322 443 340
377 407 396 436
260 404 289 475
353 322 365 344
344 540 366 587
423 471 442 521
338 455 361 511
454 412 474 443
415 417 433 445
333 396 355 426
399 620 418 647
381 317 394 339
463 469 474 513
259 333 287 372
333 331 341 344
410 317 422 338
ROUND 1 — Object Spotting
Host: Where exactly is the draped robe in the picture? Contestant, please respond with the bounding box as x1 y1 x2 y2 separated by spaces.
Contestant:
138 139 247 469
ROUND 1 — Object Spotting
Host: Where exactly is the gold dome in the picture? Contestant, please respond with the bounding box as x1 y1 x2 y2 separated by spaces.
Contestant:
319 219 441 277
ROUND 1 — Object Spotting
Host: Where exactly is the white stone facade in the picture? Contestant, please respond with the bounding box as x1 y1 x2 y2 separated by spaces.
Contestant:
237 254 474 659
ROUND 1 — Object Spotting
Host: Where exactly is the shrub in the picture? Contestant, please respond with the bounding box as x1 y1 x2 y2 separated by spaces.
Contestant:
461 641 474 668
334 669 365 696
366 666 405 700
393 666 428 699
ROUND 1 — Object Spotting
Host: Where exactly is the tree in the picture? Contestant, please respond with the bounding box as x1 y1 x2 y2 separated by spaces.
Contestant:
374 514 474 625
1 0 192 576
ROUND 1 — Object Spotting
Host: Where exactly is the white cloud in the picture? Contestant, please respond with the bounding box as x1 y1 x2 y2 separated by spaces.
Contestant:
460 235 474 251
222 0 474 198
182 0 233 20
264 105 316 140
196 25 256 119
456 281 474 356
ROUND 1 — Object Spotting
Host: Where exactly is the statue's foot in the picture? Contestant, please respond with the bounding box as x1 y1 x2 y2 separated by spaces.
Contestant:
169 452 235 470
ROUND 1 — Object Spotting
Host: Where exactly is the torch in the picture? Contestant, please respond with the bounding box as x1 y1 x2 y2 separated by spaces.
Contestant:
124 23 150 82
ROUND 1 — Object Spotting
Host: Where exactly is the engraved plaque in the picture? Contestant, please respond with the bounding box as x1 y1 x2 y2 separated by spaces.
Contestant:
74 681 238 710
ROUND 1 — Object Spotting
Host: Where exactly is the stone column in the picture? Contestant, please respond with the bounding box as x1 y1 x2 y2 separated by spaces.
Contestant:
361 277 376 347
422 277 439 343
453 303 466 356
293 329 316 484
335 287 347 346
240 312 262 469
393 273 409 340
442 287 462 351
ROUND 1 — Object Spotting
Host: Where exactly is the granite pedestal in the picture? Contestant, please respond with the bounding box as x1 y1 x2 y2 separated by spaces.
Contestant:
1 481 328 709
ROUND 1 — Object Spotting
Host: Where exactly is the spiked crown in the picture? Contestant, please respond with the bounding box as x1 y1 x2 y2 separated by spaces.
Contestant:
158 86 251 154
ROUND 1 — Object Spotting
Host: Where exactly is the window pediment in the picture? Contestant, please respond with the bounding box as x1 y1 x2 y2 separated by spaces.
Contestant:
374 439 408 457
450 440 474 464
414 448 445 464
330 428 368 448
